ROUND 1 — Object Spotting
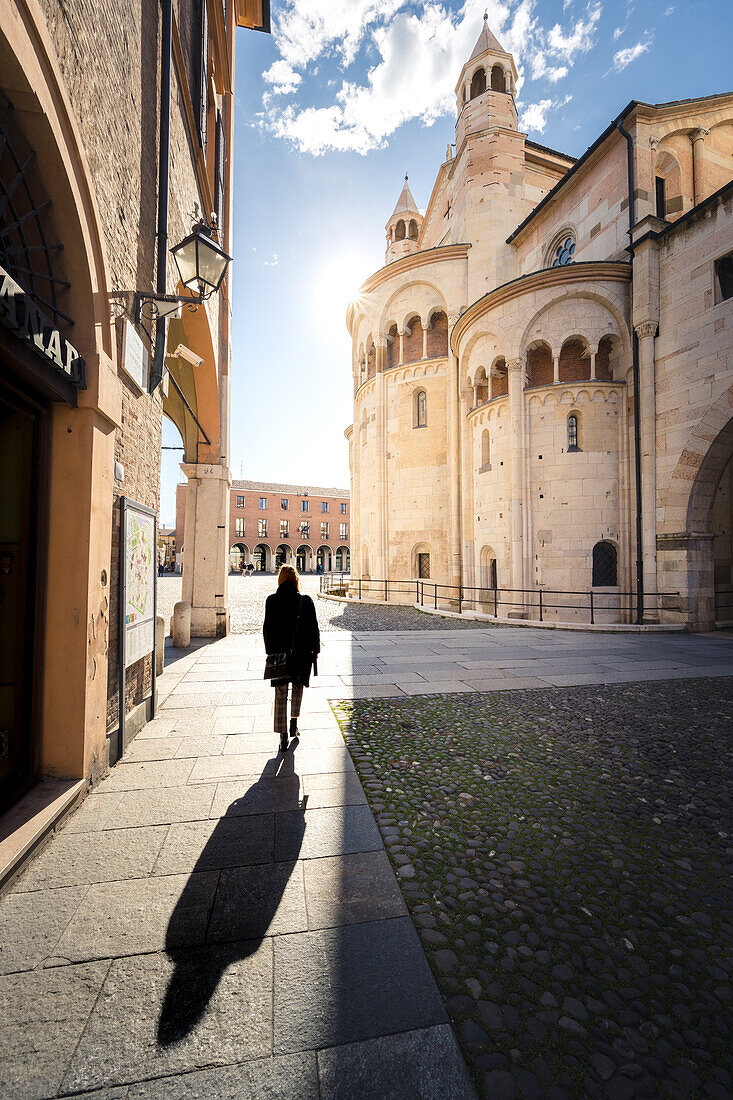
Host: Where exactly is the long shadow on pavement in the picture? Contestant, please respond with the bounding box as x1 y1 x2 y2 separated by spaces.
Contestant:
157 750 305 1046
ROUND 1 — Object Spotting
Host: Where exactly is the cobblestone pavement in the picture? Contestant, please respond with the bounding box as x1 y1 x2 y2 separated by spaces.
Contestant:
333 678 733 1100
157 574 494 634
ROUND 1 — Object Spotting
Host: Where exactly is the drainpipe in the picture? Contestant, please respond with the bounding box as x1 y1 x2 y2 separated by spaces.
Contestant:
150 0 172 392
616 117 644 625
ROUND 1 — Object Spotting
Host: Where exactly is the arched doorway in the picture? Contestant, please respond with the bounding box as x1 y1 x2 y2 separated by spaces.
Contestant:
275 544 291 569
480 546 498 590
296 544 312 573
316 545 332 573
253 544 270 572
334 545 350 572
229 543 246 572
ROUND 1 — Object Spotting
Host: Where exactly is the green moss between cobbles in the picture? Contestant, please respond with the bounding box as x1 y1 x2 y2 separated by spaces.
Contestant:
333 678 733 1100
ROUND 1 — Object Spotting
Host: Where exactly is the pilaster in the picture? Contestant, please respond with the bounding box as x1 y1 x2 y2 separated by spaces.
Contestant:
180 461 231 637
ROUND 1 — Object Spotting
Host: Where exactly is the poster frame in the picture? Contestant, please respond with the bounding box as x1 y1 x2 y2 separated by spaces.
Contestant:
118 496 157 760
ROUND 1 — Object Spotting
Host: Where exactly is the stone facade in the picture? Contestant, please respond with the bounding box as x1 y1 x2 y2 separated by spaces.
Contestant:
347 22 733 629
176 480 351 574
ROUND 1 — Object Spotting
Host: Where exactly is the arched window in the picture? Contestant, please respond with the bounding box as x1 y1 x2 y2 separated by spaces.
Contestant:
552 235 575 266
415 389 427 428
385 323 399 370
426 310 449 358
592 541 618 587
408 219 419 240
481 429 491 468
395 219 406 240
567 413 580 450
470 68 486 98
490 65 505 92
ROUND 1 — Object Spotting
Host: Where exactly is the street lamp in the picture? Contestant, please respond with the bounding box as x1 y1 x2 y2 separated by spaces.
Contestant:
171 221 232 300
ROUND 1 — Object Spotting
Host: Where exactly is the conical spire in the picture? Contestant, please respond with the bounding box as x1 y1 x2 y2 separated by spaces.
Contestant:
469 12 504 60
392 174 419 217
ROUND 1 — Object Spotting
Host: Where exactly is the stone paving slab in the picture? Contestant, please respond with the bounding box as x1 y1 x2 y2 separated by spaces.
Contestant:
273 917 447 1054
152 815 274 875
0 960 110 1100
316 1024 476 1099
207 862 307 941
122 1052 319 1099
52 872 219 962
61 943 273 1094
0 884 88 975
14 825 168 891
98 760 196 793
275 804 382 861
303 850 407 930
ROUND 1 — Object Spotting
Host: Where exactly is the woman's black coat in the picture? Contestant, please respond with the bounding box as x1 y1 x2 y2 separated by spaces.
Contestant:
263 586 320 687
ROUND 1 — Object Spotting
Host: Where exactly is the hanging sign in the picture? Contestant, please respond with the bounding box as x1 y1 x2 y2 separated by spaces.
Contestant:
0 263 85 386
121 319 149 392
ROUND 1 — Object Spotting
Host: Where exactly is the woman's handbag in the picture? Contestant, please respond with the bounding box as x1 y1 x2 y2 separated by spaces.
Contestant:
264 596 303 680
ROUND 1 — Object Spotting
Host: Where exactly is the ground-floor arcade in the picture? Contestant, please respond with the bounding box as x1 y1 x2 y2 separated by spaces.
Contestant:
228 539 350 574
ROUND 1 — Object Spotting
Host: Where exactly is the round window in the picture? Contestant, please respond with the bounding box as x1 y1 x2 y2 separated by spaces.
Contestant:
553 237 576 267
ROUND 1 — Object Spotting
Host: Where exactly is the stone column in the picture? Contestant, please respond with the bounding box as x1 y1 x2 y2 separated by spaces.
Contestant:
590 350 597 381
507 357 525 593
422 324 428 360
636 321 658 619
553 354 559 384
473 385 478 408
459 388 475 607
691 128 709 206
398 330 405 365
374 361 388 580
180 461 231 637
447 352 462 595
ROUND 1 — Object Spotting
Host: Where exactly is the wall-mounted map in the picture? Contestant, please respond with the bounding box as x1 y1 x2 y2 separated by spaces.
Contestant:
124 505 155 668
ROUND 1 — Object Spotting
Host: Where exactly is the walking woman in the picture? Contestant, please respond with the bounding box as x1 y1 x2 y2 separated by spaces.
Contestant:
263 565 320 752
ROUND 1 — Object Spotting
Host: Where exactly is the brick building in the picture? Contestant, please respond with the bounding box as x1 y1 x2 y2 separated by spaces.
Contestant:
176 480 351 573
0 2 268 839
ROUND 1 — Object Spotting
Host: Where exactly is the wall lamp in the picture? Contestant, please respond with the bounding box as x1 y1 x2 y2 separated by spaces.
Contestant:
136 221 232 324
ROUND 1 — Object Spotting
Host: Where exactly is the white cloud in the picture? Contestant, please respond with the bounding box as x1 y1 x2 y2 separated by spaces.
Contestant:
612 36 651 71
262 253 279 267
613 25 623 39
264 0 603 155
519 93 571 134
263 59 302 95
664 5 674 13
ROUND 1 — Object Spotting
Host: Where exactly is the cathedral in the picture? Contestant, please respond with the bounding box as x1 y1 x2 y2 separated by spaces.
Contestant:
345 18 733 629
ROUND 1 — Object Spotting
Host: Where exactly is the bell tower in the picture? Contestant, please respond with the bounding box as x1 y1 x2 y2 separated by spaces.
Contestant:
385 175 423 264
455 13 518 149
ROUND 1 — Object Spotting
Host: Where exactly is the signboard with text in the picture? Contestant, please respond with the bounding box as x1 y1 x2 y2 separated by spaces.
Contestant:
122 500 156 668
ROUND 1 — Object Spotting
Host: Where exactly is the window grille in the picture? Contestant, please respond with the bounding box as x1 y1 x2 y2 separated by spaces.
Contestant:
418 552 430 579
552 236 575 267
592 541 617 586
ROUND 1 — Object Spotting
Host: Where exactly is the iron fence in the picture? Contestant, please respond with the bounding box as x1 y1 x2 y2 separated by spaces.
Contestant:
319 573 670 626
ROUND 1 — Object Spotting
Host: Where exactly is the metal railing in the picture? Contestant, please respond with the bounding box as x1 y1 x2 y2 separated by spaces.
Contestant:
319 573 668 626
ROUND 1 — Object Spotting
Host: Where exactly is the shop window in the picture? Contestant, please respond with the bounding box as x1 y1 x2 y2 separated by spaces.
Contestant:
592 541 618 586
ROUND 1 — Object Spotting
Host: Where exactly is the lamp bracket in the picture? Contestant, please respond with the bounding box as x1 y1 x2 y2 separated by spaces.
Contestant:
135 293 201 324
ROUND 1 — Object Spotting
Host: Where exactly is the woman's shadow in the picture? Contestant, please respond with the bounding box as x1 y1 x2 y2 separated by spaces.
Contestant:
157 747 306 1046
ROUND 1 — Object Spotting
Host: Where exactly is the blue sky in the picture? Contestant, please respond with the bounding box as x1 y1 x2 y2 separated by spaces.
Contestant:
159 0 731 524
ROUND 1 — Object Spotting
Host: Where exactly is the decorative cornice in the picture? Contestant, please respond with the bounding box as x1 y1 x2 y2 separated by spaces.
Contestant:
451 262 632 353
347 244 471 333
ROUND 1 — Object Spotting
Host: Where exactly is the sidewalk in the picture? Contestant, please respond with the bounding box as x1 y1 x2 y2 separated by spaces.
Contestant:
0 636 475 1100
